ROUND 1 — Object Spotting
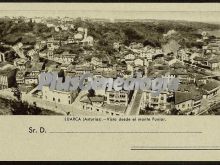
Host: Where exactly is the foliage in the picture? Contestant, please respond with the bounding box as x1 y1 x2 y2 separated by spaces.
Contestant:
10 100 42 115
88 88 95 97
1 17 220 59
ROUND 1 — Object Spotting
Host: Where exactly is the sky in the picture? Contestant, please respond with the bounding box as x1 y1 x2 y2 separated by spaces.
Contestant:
0 3 220 23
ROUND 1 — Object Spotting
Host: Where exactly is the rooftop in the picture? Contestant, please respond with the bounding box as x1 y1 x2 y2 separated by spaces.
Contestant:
19 85 35 93
27 62 44 72
80 95 105 104
102 103 127 113
0 63 16 76
202 81 220 92
174 91 202 105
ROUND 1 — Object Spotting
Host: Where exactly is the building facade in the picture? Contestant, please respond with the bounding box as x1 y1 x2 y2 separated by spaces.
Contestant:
42 86 78 105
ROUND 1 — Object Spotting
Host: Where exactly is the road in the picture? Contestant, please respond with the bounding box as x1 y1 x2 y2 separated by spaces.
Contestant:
126 90 143 115
196 98 211 115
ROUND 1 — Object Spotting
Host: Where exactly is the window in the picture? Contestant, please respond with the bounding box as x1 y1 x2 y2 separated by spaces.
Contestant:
109 94 114 97
58 99 60 102
69 100 71 104
53 97 55 101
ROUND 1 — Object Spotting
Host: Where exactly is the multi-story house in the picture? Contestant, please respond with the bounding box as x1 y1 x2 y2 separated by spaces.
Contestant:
202 81 220 100
95 64 114 72
177 49 189 62
174 91 202 113
106 90 130 106
47 50 54 59
0 63 16 89
193 56 220 70
81 36 94 46
204 43 220 54
24 62 44 85
24 73 39 85
80 95 126 116
208 58 220 70
141 53 153 62
47 37 60 50
142 91 172 110
170 68 190 84
91 57 102 67
14 58 30 71
124 54 135 61
27 49 37 57
81 95 105 110
54 51 76 64
16 70 25 85
67 36 75 44
134 58 144 66
74 65 93 76
42 86 78 105
113 42 120 50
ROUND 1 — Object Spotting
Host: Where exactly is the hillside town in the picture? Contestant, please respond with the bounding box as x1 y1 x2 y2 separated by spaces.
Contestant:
1 16 220 115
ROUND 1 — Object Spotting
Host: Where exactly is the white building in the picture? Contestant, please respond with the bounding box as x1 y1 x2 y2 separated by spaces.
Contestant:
80 95 126 116
167 58 177 66
27 49 37 57
42 86 78 105
174 91 202 113
142 91 171 110
106 90 130 106
81 36 94 46
124 54 135 61
91 57 102 66
134 58 144 66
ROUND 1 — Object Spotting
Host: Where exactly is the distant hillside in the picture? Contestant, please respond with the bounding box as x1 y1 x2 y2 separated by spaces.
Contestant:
0 17 220 53
79 19 219 54
0 18 54 45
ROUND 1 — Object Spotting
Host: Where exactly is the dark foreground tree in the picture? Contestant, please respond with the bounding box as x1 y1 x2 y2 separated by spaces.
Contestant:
10 100 42 115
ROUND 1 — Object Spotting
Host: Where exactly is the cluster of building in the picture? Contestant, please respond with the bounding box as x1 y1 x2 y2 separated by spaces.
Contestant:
0 17 220 116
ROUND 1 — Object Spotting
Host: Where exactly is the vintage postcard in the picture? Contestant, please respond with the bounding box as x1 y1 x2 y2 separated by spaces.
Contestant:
0 3 220 161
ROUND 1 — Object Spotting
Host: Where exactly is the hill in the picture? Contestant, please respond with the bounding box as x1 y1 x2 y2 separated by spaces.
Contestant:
0 17 220 54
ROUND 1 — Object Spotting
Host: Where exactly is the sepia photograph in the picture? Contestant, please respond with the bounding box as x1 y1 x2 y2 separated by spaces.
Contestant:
1 3 220 162
1 3 220 116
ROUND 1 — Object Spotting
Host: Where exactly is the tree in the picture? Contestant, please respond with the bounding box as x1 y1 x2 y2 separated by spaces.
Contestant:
29 102 42 115
10 100 28 115
170 108 181 115
5 50 18 62
10 100 42 115
12 87 21 100
88 88 95 97
123 27 144 44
